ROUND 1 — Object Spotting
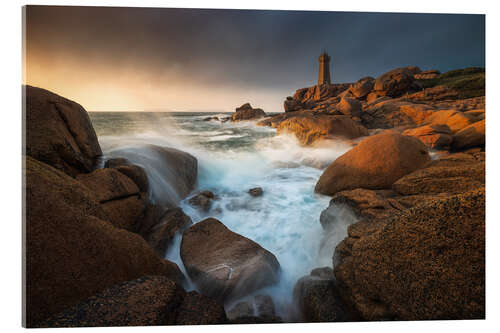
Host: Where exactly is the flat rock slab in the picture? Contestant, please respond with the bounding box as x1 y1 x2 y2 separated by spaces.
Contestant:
180 218 281 302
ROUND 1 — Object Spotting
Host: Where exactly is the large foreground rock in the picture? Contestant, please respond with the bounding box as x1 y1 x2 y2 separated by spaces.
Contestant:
25 85 102 176
25 157 184 326
40 276 227 327
180 218 281 302
276 114 368 145
334 188 485 320
315 133 431 195
231 103 266 121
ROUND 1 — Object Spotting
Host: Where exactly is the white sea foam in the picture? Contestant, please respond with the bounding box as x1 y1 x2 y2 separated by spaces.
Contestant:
91 112 358 321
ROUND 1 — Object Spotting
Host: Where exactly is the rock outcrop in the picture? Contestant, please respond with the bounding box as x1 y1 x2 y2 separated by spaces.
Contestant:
276 114 368 145
25 85 102 176
76 168 147 231
348 76 374 99
226 294 281 322
104 158 149 193
336 96 362 117
427 110 476 133
373 67 418 97
392 154 485 196
40 276 227 327
231 103 266 121
402 124 453 150
333 188 485 320
180 218 280 302
414 69 440 80
315 133 431 195
188 190 216 212
25 157 184 327
452 119 485 150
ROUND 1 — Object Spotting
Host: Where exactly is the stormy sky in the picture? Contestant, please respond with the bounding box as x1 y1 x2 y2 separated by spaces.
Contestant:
24 6 485 112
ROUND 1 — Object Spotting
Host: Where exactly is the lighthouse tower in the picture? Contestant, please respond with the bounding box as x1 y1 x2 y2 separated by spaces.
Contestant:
317 51 331 85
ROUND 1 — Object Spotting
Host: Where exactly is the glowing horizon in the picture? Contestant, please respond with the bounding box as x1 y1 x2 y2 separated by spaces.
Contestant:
24 6 485 113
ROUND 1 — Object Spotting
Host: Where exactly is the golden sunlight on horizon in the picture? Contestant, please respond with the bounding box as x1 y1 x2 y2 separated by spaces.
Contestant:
24 52 286 113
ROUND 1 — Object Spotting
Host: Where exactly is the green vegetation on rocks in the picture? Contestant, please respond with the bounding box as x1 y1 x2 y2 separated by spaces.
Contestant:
417 67 485 99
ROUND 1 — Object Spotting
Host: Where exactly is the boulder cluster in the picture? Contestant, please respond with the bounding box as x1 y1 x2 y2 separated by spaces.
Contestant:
24 86 280 327
288 66 485 322
258 66 485 149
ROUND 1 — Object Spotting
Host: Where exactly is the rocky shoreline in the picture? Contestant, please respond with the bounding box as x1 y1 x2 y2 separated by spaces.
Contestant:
24 64 485 326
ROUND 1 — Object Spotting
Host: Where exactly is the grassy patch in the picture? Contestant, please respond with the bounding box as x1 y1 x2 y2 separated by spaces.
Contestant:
416 67 485 99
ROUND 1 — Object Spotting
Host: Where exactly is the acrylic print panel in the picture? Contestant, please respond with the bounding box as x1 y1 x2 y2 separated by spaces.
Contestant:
22 5 485 327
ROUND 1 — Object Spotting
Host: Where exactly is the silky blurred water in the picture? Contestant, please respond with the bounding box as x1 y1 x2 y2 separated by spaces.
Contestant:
89 111 355 320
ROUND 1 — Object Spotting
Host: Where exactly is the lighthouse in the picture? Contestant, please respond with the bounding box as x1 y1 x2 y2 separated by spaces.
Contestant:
317 51 331 85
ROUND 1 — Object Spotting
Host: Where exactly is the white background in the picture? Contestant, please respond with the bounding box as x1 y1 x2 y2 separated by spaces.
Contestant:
0 0 498 332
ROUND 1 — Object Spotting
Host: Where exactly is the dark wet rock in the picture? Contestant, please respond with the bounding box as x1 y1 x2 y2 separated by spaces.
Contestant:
315 133 431 196
108 144 197 208
248 187 263 197
146 207 193 257
203 116 220 121
174 291 228 325
334 188 485 320
136 203 166 238
229 316 283 324
25 157 184 326
226 301 254 319
180 218 281 302
25 85 102 177
254 294 276 317
293 267 353 322
104 157 130 168
40 276 227 327
188 190 216 212
231 103 266 121
144 145 198 200
226 295 280 322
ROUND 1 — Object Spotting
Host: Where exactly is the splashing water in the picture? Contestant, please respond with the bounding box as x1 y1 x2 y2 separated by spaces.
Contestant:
89 111 357 321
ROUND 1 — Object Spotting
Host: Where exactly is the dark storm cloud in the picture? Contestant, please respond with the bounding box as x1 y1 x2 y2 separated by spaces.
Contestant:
25 6 484 108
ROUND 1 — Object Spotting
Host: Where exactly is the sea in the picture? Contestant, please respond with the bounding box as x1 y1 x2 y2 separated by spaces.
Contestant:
89 111 357 320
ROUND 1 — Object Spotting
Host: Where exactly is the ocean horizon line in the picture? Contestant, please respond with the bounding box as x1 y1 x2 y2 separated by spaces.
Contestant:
88 110 234 113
